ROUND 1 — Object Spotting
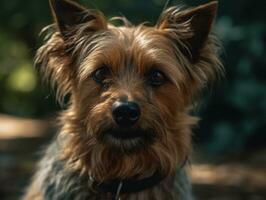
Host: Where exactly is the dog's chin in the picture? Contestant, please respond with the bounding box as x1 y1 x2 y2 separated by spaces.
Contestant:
98 128 156 153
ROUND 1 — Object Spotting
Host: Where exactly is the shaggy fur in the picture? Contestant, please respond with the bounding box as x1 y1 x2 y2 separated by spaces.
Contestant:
23 0 223 199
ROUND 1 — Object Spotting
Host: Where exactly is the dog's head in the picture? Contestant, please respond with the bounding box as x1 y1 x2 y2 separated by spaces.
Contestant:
37 0 222 181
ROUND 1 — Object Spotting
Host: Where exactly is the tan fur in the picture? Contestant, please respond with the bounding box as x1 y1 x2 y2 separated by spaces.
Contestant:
24 1 223 199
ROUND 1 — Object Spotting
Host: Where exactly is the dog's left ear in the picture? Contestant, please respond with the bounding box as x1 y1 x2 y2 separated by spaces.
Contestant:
157 1 218 62
49 0 107 38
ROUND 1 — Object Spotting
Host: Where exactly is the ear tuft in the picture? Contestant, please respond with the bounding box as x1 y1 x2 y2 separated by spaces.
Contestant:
158 1 218 62
49 0 107 37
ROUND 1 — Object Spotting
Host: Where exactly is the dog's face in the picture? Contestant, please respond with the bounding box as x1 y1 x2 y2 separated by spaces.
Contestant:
77 26 190 152
38 0 222 180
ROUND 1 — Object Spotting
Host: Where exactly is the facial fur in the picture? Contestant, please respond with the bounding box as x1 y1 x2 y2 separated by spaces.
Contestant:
36 0 223 182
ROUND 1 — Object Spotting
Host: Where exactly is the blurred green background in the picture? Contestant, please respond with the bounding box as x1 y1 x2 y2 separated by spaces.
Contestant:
0 0 266 199
1 0 265 154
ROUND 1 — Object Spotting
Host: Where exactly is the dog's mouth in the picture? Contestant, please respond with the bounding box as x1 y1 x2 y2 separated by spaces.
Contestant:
98 128 156 152
108 129 152 139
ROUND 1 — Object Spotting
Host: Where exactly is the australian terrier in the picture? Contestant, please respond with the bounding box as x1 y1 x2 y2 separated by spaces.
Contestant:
23 0 223 199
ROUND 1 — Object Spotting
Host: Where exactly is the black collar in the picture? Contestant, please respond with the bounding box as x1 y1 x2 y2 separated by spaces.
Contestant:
91 170 164 195
90 156 188 196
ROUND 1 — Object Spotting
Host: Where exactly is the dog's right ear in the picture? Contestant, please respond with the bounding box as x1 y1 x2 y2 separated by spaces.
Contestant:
49 0 107 37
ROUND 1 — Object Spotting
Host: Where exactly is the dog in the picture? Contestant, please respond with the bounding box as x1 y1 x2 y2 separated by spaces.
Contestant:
22 0 223 199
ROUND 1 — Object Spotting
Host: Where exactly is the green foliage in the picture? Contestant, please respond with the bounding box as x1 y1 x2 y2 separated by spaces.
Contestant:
0 0 265 153
199 0 266 153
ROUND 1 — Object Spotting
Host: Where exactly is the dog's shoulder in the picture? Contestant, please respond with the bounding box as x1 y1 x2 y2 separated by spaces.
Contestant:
174 169 194 200
24 140 93 200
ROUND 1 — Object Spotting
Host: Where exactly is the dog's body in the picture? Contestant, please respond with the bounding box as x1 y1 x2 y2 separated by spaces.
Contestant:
23 0 222 199
23 142 192 200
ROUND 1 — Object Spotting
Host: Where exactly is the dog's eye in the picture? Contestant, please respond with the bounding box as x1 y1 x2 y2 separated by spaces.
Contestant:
92 66 110 84
147 69 166 87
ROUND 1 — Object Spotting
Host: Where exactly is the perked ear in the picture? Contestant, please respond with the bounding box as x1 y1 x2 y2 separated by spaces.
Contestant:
157 1 218 62
49 0 107 37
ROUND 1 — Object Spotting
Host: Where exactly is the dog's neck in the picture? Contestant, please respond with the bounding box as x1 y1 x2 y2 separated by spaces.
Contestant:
87 169 191 200
87 157 188 199
89 170 165 199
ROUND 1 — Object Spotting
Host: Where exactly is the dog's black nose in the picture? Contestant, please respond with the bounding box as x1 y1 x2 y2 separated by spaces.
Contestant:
112 101 141 127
